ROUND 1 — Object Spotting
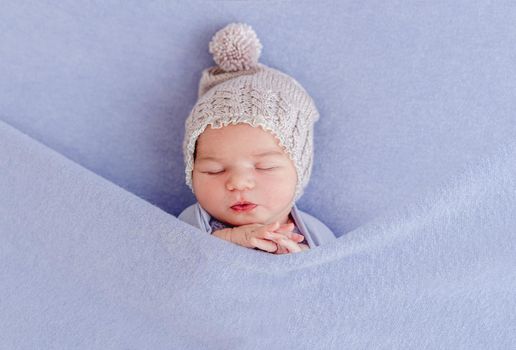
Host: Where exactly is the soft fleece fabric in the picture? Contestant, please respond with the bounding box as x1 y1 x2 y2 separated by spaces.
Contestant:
178 202 337 248
1 118 515 349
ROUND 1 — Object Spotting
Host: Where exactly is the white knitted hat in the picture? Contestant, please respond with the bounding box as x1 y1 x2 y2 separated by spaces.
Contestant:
183 22 320 202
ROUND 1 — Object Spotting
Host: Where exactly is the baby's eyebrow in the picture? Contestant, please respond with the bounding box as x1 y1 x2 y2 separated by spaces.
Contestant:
197 150 284 161
252 150 284 157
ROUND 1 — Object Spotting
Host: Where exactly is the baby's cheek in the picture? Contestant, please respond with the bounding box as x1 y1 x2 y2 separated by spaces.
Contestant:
263 176 296 202
193 177 222 205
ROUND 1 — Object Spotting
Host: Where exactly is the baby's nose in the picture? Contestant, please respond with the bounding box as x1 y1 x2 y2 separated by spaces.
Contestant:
226 171 255 191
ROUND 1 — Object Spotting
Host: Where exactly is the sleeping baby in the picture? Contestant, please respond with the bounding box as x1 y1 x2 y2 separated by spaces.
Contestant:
178 22 336 254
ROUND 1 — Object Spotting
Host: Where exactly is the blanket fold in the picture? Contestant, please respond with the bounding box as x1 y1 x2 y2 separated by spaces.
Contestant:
1 119 515 349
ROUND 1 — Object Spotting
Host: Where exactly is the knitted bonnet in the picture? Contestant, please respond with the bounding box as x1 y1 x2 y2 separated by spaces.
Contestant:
183 22 320 202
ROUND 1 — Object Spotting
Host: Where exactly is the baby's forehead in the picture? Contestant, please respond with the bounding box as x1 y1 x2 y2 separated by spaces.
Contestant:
196 123 286 156
196 148 286 161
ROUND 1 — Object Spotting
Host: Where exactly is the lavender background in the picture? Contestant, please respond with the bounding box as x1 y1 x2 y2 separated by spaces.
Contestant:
1 1 515 236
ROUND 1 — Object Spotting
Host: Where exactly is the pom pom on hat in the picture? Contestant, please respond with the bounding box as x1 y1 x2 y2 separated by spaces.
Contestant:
208 22 262 72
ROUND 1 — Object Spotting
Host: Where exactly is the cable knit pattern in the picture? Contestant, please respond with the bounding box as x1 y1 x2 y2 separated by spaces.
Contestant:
182 23 320 203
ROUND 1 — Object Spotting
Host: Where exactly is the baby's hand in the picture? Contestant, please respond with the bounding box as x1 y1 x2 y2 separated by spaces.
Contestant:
213 222 305 254
266 222 308 254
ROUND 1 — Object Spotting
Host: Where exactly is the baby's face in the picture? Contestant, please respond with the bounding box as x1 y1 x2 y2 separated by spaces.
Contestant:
192 123 297 227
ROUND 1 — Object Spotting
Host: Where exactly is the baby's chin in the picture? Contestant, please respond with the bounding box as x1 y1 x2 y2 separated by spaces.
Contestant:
217 213 266 227
219 208 291 226
224 217 261 226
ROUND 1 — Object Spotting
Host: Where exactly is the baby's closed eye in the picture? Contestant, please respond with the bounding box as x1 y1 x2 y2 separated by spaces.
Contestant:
255 163 282 171
201 169 224 175
201 166 280 174
256 166 277 171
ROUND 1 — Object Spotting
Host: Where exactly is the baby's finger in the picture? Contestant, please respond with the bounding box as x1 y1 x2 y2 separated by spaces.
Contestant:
277 222 295 231
262 222 294 237
299 243 310 251
269 221 282 227
293 234 305 242
262 234 295 254
276 237 302 253
275 222 296 233
274 244 289 255
265 232 303 244
249 237 278 253
271 229 305 243
262 221 281 233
